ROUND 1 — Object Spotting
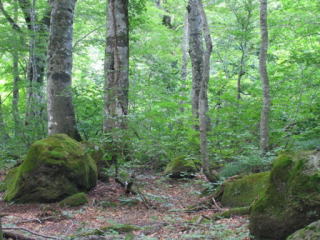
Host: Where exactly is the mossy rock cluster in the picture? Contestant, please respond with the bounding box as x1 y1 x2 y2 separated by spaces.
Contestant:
286 220 320 240
250 151 320 240
0 168 19 193
218 171 270 207
59 192 88 207
164 156 197 178
4 134 97 203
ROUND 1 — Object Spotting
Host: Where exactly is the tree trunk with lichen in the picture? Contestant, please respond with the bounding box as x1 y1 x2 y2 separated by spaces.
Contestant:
259 0 270 154
0 97 9 141
104 0 129 132
188 0 203 121
47 0 81 141
188 0 218 182
180 13 189 112
18 0 51 138
104 0 129 166
12 0 21 137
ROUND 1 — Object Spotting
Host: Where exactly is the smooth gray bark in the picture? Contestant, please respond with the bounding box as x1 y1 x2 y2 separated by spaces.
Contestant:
104 0 129 132
47 0 81 140
188 0 218 182
188 0 203 121
198 0 218 182
0 0 22 137
12 48 21 138
180 13 189 112
12 0 21 137
22 2 51 130
0 97 9 141
259 0 270 154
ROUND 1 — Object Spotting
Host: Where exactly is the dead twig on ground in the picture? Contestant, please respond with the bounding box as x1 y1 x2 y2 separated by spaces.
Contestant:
3 231 37 240
14 216 61 224
212 197 223 211
2 227 61 239
135 184 155 209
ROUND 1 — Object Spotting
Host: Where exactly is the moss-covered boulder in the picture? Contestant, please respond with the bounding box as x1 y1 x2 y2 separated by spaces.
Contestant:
219 171 270 207
164 156 197 178
4 134 97 203
0 167 19 193
250 151 320 240
59 192 88 207
286 220 320 240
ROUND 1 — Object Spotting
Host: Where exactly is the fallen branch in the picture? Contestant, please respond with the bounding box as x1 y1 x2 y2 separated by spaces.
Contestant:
135 184 155 210
14 216 60 224
3 231 36 240
211 206 250 220
212 197 222 211
3 227 60 240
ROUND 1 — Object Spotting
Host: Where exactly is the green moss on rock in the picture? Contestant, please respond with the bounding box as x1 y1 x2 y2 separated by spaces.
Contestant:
287 220 320 240
4 134 97 203
250 151 320 240
59 192 88 207
164 156 197 178
220 172 270 207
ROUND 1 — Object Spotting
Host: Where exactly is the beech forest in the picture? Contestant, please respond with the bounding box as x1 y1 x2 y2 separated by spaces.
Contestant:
0 0 319 239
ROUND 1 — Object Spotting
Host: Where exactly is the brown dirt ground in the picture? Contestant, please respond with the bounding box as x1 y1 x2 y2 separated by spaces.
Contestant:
0 173 250 240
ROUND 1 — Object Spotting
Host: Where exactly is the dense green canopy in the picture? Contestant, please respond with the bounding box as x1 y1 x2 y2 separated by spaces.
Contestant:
0 0 319 175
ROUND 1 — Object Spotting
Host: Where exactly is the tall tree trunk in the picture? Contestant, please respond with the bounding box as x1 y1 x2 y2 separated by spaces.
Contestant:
188 0 218 182
0 216 3 240
47 0 81 141
180 13 189 113
18 0 51 138
198 0 218 182
259 0 270 154
12 0 21 137
237 45 245 100
188 0 203 121
104 0 129 166
104 0 129 131
0 97 9 141
12 50 21 137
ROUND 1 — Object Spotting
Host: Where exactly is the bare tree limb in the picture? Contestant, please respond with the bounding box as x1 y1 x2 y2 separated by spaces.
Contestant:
73 25 104 49
3 227 60 240
0 0 22 32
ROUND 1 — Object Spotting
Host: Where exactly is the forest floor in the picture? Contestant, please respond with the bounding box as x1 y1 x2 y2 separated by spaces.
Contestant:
0 171 250 240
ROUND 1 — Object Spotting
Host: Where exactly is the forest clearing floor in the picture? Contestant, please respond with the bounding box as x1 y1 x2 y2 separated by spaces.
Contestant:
0 171 250 239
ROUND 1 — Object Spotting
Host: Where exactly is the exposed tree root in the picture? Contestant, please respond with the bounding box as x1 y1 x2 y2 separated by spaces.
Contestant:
211 206 250 220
